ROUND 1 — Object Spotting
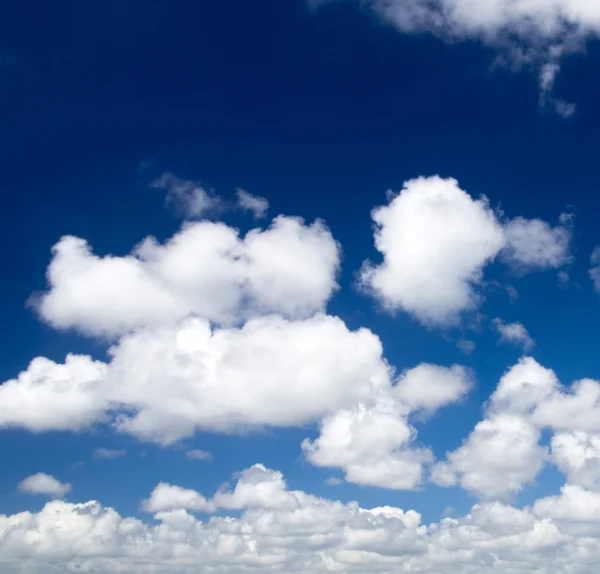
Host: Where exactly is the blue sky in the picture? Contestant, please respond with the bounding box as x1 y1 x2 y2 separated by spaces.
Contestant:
2 0 600 572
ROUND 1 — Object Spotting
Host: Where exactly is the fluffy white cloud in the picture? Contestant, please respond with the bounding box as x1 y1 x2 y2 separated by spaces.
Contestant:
303 401 432 490
361 176 570 326
18 473 71 498
551 432 600 490
5 463 600 574
151 172 222 218
433 357 600 499
303 364 472 489
0 355 109 432
502 217 571 270
493 319 535 351
236 189 269 218
431 413 546 499
360 176 505 326
432 358 557 498
0 314 390 444
141 483 215 513
392 363 472 415
36 215 340 337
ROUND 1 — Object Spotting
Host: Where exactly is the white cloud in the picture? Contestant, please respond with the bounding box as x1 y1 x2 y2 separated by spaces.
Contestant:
361 176 505 326
433 357 600 500
325 476 343 486
18 473 71 498
302 364 471 489
0 314 390 444
313 0 600 110
534 483 600 523
236 189 269 218
36 215 340 337
5 463 600 574
551 432 600 490
502 216 571 271
303 400 433 490
493 319 535 351
141 482 215 513
0 355 109 432
186 449 213 461
431 413 546 499
392 363 473 415
93 447 126 460
151 172 222 218
431 358 558 498
361 176 570 326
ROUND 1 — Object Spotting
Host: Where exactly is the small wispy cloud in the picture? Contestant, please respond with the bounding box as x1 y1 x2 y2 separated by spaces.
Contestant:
93 448 126 460
185 449 213 462
493 319 535 352
235 189 269 219
151 172 222 219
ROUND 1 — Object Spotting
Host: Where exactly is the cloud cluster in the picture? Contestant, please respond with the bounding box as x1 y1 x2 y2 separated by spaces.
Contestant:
433 357 600 499
0 314 391 444
36 215 340 337
4 462 600 574
361 176 570 326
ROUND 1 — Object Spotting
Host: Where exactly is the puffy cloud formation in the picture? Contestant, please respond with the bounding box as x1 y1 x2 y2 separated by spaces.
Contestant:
312 0 600 114
5 463 600 574
36 215 340 337
493 318 535 351
433 357 600 499
17 473 71 498
0 314 390 444
503 216 572 270
303 364 472 489
361 176 570 326
0 355 109 432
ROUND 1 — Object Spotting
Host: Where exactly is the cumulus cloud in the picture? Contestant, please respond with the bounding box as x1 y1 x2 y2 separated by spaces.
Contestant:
0 355 109 432
185 449 213 462
151 172 222 218
5 463 600 574
303 401 433 490
303 364 472 489
361 176 570 326
93 448 126 460
433 357 600 500
392 363 473 415
502 216 571 271
493 319 535 351
312 0 600 112
551 432 600 490
35 215 340 337
0 314 390 444
141 482 215 513
18 473 71 498
236 189 269 218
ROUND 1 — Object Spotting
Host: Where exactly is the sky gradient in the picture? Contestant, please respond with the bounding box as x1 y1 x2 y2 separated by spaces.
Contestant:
2 1 600 572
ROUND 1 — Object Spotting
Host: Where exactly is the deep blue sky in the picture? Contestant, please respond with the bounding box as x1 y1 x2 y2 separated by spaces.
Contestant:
1 0 600 530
